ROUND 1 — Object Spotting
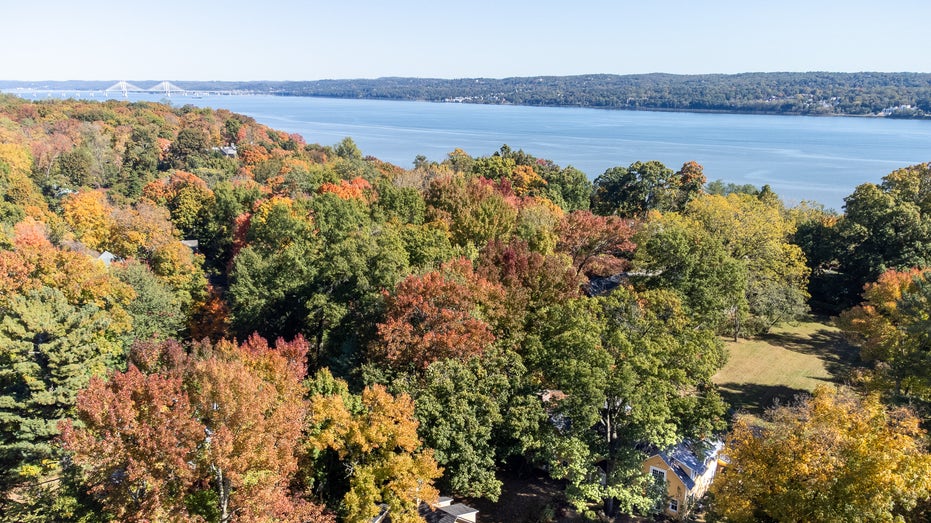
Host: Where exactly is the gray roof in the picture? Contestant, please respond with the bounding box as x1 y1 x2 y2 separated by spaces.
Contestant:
657 439 723 491
418 501 478 523
440 504 478 517
97 251 118 266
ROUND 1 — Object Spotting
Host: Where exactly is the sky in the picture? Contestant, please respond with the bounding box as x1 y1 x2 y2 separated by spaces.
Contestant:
4 0 931 81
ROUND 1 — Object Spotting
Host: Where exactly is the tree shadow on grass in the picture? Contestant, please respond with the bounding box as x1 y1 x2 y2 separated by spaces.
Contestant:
716 382 811 418
761 327 861 381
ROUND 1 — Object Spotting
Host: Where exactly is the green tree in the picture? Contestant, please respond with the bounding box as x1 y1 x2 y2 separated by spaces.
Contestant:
168 127 210 170
0 287 120 507
634 211 748 336
404 349 544 501
333 137 362 161
592 161 702 218
541 165 592 212
112 261 186 342
836 176 931 302
659 192 810 337
527 288 726 517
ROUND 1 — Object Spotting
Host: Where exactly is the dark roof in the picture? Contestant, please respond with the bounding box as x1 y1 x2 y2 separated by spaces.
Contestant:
584 273 628 296
418 501 478 523
440 504 478 517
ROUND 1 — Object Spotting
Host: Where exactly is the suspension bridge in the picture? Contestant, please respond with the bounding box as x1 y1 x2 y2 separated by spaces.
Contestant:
104 80 188 97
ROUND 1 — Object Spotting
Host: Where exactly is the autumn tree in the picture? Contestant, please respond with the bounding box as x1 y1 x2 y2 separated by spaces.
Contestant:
0 144 49 224
142 170 216 239
306 369 441 523
61 189 115 251
61 336 322 523
61 365 202 522
838 268 931 406
187 336 314 523
372 258 503 371
0 220 134 335
711 387 931 522
555 210 636 278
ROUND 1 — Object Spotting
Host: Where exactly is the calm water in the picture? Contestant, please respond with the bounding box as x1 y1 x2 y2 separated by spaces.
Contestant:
11 90 931 210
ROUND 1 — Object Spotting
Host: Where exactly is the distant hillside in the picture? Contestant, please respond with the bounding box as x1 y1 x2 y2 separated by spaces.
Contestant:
4 72 931 117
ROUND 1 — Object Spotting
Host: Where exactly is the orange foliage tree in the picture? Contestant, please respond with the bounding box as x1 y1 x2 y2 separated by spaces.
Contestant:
62 335 329 523
318 177 373 201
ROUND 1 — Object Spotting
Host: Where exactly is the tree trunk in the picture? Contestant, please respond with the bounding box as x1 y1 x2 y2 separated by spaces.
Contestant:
215 465 231 523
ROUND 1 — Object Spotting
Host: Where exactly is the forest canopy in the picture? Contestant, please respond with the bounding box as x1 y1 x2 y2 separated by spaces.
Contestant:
1 93 930 522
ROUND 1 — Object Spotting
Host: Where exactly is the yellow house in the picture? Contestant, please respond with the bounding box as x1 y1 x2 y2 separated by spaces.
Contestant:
642 440 723 519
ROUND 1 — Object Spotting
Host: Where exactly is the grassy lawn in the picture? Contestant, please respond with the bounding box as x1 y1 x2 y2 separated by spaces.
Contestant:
713 316 860 421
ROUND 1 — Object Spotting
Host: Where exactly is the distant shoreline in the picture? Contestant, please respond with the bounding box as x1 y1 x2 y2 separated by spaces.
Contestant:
370 97 900 119
3 90 917 121
4 72 931 120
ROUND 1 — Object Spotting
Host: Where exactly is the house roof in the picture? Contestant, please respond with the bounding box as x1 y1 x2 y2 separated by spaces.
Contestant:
418 501 478 523
97 251 118 266
656 439 724 491
584 273 628 296
440 504 478 518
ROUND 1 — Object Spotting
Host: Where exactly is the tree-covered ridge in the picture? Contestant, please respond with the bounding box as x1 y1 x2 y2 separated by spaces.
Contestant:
273 73 931 117
1 93 930 522
6 71 931 117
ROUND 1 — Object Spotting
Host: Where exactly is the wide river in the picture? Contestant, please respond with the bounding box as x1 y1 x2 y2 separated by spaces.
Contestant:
11 91 931 210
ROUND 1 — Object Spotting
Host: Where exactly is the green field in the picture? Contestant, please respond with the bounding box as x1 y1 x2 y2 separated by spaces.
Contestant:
713 317 860 420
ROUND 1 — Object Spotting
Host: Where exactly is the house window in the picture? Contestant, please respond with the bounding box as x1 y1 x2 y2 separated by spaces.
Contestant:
650 466 666 483
669 498 679 512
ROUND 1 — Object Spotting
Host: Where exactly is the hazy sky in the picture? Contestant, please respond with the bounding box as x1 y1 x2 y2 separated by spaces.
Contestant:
5 0 931 80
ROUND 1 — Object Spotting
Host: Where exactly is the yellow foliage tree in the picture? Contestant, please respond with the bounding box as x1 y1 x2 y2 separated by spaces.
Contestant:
307 370 441 523
62 190 116 251
711 386 931 522
0 142 50 221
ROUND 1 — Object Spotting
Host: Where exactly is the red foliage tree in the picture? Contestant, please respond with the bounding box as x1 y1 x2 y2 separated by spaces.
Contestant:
373 258 503 370
61 365 202 522
477 239 583 314
555 210 637 277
